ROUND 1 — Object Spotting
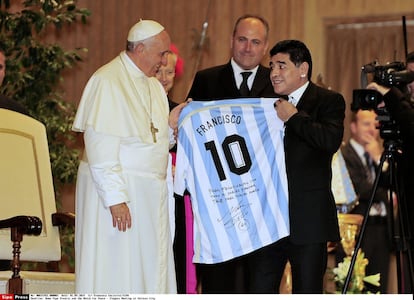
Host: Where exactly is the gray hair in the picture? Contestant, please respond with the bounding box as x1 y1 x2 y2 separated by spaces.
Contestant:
126 41 140 52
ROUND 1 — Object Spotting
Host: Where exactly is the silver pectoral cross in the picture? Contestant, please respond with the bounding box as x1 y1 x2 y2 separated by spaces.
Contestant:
150 121 159 143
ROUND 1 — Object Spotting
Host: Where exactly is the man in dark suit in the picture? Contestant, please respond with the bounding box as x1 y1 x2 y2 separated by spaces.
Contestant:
406 51 414 104
338 109 391 293
188 15 276 101
367 82 414 293
187 14 278 293
0 94 29 115
267 39 345 293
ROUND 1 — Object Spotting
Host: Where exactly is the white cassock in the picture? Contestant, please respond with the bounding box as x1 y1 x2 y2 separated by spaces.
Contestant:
72 51 177 293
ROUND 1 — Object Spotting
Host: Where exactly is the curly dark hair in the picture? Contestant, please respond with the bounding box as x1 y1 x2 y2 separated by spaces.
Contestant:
269 39 313 80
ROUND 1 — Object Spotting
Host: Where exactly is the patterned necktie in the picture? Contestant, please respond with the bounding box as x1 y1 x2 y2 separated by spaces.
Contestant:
239 71 252 97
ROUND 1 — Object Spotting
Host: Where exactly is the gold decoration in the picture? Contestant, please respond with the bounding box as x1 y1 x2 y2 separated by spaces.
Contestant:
337 213 363 256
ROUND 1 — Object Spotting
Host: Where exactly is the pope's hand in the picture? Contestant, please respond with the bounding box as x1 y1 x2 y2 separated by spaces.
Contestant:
110 203 132 232
169 99 191 138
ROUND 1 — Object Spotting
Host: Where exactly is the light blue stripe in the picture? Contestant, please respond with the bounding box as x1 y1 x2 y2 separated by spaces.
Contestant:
227 104 263 250
177 98 289 263
189 109 224 262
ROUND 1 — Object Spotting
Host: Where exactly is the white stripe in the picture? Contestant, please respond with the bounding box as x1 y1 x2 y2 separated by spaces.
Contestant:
174 98 289 263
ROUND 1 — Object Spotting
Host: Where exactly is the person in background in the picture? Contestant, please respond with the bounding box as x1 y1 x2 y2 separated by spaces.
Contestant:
367 81 414 293
188 14 276 101
156 49 181 290
338 109 391 293
72 19 183 293
157 52 177 98
156 46 197 294
156 44 184 109
269 39 345 293
186 14 278 294
405 51 414 104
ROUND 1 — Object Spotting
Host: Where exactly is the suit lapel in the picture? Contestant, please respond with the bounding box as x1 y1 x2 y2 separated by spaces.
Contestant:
221 63 239 96
296 82 318 109
343 143 365 170
250 65 271 97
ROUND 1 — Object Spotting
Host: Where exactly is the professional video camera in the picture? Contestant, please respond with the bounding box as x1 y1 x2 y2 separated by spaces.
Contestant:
352 61 414 112
351 60 414 140
343 16 414 294
363 61 414 87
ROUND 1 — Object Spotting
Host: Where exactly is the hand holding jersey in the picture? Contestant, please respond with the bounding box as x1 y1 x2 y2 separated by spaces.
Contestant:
174 98 289 264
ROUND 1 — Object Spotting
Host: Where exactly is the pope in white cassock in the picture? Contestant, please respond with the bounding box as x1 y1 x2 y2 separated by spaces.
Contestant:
72 19 179 293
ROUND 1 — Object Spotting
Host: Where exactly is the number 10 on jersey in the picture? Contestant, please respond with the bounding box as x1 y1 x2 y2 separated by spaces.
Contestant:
204 134 252 181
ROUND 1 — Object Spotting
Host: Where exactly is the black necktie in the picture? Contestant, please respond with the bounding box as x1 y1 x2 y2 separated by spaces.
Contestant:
239 71 252 97
364 152 374 183
364 152 384 215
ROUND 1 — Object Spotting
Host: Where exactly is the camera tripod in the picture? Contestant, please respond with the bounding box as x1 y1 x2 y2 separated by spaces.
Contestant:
342 138 414 294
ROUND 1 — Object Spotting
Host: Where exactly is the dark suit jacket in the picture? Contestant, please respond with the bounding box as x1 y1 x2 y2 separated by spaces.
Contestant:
285 82 345 244
340 142 389 216
0 94 29 116
184 61 278 292
187 62 277 100
384 88 414 240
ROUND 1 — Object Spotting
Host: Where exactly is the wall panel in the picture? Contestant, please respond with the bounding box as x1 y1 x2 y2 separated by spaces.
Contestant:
39 0 414 106
57 0 306 104
30 0 413 248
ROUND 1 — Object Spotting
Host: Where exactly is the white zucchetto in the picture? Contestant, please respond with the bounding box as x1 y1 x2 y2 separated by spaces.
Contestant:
127 19 164 42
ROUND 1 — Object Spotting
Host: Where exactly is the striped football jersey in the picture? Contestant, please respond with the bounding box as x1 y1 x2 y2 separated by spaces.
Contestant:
174 98 289 263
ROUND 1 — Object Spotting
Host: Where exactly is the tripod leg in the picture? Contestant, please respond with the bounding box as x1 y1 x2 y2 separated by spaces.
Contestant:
389 153 414 293
342 143 414 294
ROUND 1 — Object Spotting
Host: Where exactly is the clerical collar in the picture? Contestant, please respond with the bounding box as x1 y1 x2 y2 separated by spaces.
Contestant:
121 51 145 75
288 81 309 107
231 58 259 89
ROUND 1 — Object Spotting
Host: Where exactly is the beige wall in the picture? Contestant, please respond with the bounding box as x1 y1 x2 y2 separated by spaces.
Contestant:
58 0 414 105
305 0 414 90
55 0 414 212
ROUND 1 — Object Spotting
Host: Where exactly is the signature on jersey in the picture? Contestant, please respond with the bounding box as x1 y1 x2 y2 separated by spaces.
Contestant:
217 202 252 231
